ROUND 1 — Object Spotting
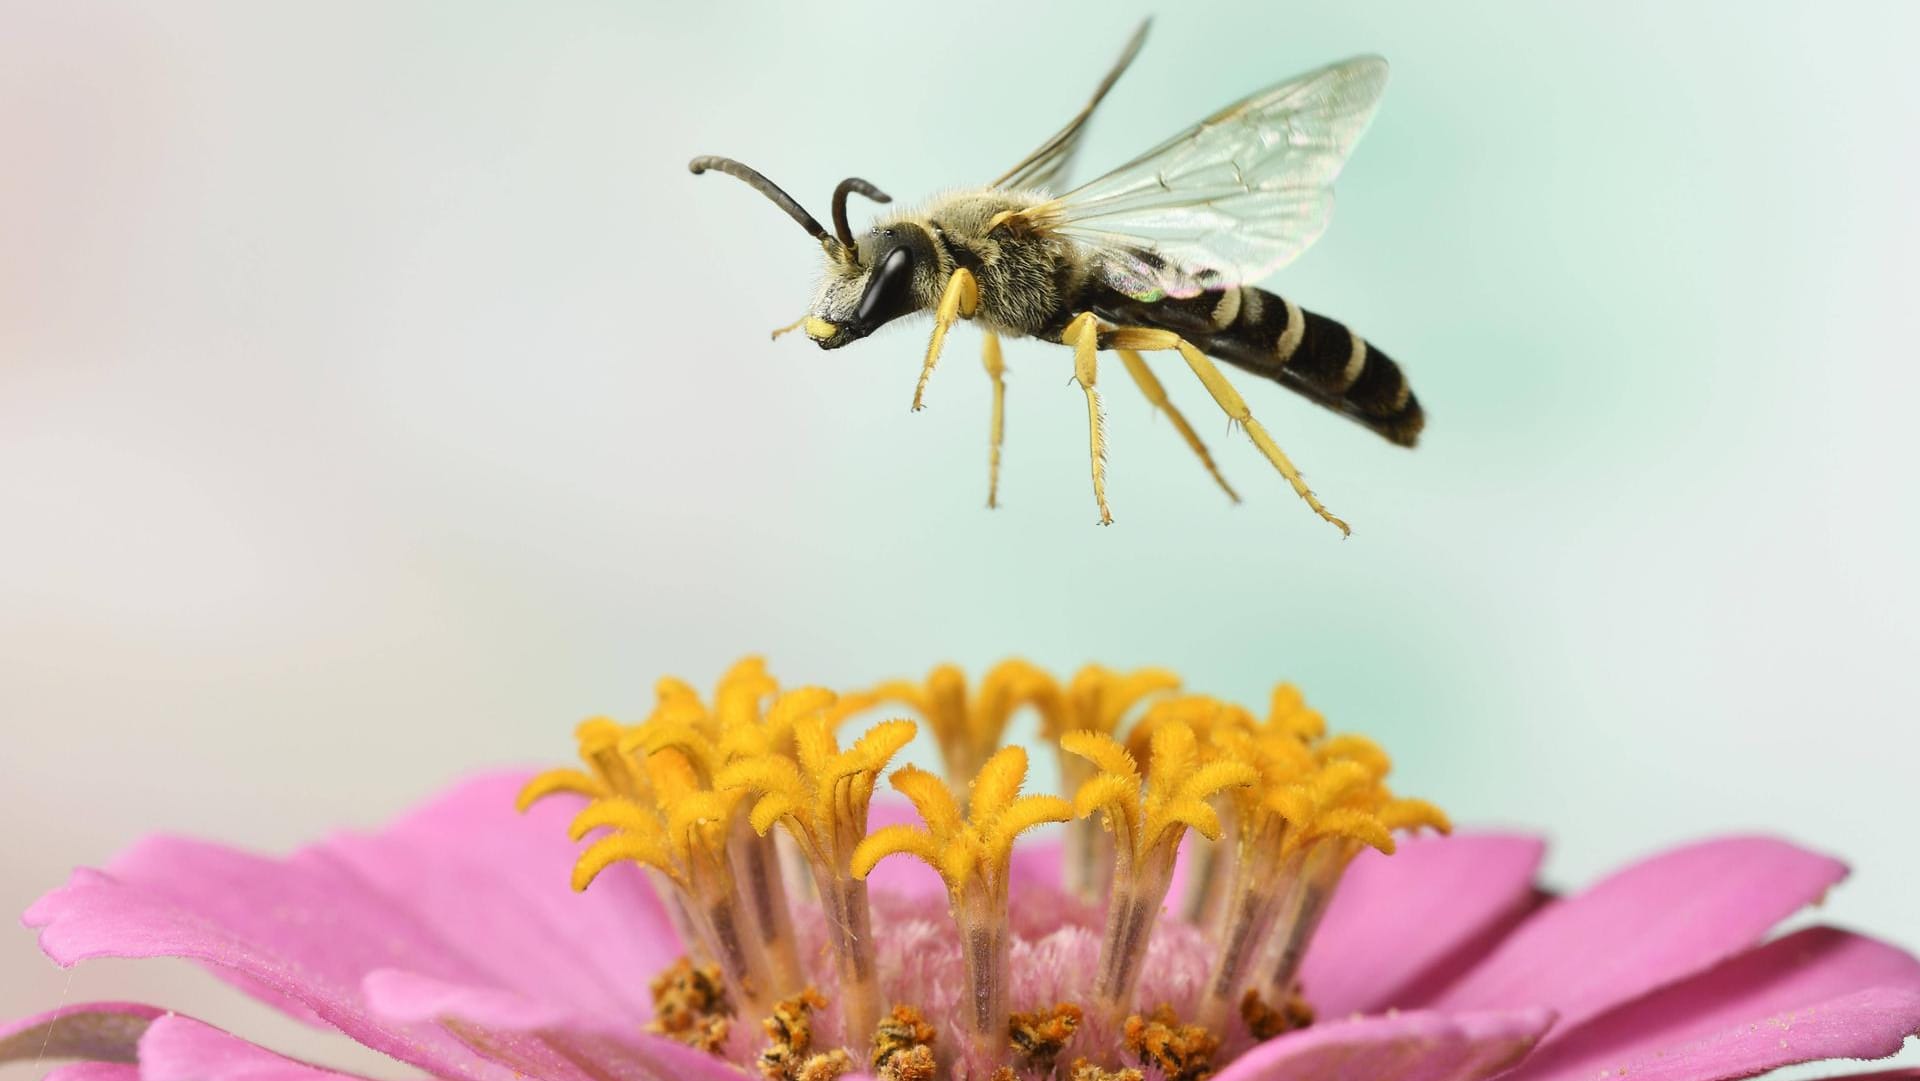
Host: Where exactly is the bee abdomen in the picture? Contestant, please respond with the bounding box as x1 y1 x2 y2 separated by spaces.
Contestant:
1220 287 1422 446
1091 284 1423 447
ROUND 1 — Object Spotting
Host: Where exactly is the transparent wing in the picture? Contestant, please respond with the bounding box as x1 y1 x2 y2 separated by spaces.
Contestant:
991 20 1150 193
1044 55 1389 301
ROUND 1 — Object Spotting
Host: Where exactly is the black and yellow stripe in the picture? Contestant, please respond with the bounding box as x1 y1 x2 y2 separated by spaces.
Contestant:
1083 284 1424 447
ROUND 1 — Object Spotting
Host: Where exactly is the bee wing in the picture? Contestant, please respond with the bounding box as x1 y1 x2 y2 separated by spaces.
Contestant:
1043 55 1389 301
990 20 1150 193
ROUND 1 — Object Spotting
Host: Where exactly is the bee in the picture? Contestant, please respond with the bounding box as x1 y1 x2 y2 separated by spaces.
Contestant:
690 21 1417 533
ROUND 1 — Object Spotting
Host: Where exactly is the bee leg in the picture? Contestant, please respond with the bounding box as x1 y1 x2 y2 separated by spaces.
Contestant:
911 267 980 412
1101 326 1348 536
982 331 1008 508
769 314 809 340
1065 312 1114 525
1115 347 1240 504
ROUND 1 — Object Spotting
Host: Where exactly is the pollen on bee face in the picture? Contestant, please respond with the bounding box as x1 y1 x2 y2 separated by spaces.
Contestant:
521 657 1447 1080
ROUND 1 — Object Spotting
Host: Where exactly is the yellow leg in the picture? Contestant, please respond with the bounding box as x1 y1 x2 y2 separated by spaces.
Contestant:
1104 326 1349 535
982 332 1007 508
1115 348 1240 504
1065 312 1113 525
911 268 980 412
769 314 808 340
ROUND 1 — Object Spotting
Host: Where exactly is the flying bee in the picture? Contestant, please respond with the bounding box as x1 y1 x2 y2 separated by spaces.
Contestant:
690 21 1418 533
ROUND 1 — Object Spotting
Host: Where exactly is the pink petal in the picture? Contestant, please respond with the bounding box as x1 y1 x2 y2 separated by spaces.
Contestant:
0 1003 163 1065
27 836 514 1079
1211 1007 1555 1081
138 1014 372 1081
1301 833 1548 1015
432 1022 754 1081
319 770 679 1024
43 1064 141 1081
1010 838 1065 894
361 968 581 1031
360 969 754 1081
1504 926 1920 1081
1435 836 1847 1031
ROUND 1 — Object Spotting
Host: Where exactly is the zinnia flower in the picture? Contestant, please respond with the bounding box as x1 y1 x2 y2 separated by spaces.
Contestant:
8 658 1920 1081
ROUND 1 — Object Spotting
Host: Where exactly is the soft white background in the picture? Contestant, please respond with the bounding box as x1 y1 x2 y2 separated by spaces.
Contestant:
3 2 1917 1077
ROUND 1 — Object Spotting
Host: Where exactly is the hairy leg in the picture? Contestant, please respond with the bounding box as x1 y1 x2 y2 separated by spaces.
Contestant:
1101 326 1348 535
1115 347 1240 504
1065 312 1113 525
911 268 980 412
982 332 1008 508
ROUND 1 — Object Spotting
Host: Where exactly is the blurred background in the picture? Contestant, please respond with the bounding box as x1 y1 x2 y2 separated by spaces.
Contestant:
3 1 1917 1077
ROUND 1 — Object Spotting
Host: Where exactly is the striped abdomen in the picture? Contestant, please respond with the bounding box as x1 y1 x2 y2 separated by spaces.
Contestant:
1088 284 1424 447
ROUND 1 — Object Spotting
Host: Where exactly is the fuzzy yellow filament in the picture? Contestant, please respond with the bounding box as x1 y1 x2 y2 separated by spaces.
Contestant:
851 747 1072 1074
1170 686 1323 930
1255 787 1449 1007
639 661 809 999
525 659 1454 1072
565 753 782 1021
1064 721 1257 1028
719 698 917 1053
517 719 711 962
1029 664 1183 898
1197 730 1449 1031
863 660 1053 795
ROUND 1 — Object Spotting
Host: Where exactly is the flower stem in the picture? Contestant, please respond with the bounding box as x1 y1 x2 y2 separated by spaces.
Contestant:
734 820 804 996
1197 847 1295 1032
1257 844 1344 1004
819 872 882 1052
953 883 1011 1076
1178 801 1237 933
700 890 774 1021
1091 848 1177 1027
648 867 710 963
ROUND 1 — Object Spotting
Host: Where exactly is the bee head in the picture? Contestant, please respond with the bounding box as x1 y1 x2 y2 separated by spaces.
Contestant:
689 156 916 350
802 223 943 350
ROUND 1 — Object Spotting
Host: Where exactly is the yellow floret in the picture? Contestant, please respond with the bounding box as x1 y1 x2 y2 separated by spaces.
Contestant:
850 747 1071 899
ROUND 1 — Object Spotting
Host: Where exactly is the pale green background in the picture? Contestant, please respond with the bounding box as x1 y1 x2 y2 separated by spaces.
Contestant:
3 2 1917 1078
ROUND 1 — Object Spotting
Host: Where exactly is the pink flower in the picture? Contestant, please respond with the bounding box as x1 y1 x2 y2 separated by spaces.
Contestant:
9 660 1920 1081
8 769 1920 1081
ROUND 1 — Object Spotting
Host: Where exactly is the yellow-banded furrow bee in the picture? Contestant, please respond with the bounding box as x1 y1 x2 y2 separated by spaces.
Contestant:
691 21 1417 533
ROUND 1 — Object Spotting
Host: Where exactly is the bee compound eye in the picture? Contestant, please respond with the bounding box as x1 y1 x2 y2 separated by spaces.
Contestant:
853 245 915 328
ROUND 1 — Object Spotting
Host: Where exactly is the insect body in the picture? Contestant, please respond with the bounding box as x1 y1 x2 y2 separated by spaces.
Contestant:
690 23 1418 533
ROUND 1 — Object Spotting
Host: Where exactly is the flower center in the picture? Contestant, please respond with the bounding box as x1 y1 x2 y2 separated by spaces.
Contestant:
520 658 1448 1081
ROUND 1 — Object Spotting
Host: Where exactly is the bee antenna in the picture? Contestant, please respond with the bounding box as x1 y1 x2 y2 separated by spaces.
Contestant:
688 156 830 244
831 178 893 251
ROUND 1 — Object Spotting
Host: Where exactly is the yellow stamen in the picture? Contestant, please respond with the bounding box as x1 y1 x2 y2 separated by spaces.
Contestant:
1033 665 1182 742
1165 690 1298 927
637 670 813 1000
1200 721 1450 1029
525 659 1450 1070
1265 683 1325 743
861 660 1053 793
851 747 1071 1074
1122 1006 1219 1081
720 704 917 1051
546 659 837 1018
648 957 732 1054
516 718 649 811
1066 723 1256 1024
518 720 713 962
